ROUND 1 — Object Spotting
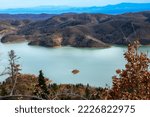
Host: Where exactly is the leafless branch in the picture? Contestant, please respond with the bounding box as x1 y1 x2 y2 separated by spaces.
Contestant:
0 68 8 76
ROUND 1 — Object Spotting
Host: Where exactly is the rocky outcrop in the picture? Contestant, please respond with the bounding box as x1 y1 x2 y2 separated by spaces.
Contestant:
28 33 109 48
28 33 63 47
1 34 26 43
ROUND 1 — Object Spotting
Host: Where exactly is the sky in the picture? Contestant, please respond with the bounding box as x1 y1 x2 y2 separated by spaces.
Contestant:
0 0 150 9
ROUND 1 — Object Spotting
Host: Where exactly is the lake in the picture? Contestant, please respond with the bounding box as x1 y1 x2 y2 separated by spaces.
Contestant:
0 42 149 87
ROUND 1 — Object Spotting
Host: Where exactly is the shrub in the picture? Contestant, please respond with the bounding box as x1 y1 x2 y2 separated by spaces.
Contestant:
111 41 150 99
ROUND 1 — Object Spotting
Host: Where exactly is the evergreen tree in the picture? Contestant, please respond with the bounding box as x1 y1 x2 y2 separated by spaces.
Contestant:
38 70 49 94
33 70 49 99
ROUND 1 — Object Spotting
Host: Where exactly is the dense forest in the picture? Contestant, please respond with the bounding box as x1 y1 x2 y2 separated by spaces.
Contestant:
0 41 149 100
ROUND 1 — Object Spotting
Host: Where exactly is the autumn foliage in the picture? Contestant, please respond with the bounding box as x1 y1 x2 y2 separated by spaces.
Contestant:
110 41 150 99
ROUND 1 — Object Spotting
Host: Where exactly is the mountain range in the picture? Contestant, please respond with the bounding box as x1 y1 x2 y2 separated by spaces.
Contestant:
0 3 150 14
1 11 150 48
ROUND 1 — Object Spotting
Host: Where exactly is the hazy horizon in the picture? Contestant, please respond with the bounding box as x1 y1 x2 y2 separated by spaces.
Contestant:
0 0 150 9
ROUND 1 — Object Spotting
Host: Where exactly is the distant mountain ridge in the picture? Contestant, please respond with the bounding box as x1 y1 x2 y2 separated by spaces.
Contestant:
0 3 150 14
0 14 55 21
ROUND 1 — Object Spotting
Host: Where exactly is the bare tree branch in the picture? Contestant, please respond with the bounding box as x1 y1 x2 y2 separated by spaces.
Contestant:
0 68 8 76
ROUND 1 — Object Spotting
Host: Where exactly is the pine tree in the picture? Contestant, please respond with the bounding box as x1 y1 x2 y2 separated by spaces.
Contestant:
33 70 49 99
38 70 49 94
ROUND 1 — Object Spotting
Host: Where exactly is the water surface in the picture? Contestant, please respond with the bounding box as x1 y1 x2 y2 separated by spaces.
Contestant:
0 42 149 87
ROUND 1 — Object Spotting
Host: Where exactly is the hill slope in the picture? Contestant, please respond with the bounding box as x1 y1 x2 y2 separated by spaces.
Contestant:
0 14 55 21
1 12 150 47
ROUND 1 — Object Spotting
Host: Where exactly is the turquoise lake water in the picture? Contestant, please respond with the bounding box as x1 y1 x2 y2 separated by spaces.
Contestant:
0 42 149 87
